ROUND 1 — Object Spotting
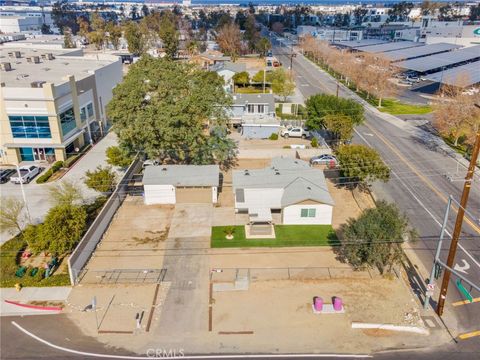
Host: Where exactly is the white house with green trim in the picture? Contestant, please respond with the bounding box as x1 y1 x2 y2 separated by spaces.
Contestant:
232 157 334 225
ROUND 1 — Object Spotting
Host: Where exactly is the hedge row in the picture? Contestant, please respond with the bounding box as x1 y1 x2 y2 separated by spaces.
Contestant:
36 161 64 184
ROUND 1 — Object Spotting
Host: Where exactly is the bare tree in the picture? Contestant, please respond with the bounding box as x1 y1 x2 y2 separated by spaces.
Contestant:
216 22 242 62
0 197 26 235
434 74 480 146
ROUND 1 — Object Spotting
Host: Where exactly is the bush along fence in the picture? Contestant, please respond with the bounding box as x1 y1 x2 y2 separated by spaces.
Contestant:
67 156 142 285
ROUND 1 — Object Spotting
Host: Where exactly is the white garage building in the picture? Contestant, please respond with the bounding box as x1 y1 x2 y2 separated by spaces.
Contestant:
143 165 220 205
233 157 334 225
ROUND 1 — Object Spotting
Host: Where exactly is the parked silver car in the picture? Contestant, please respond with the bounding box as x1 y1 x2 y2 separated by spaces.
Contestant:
309 154 338 166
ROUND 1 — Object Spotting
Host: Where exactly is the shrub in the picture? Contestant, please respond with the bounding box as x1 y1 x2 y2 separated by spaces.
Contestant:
269 133 279 140
85 166 117 193
311 137 318 148
106 146 133 168
36 169 53 184
224 226 236 237
63 154 80 168
36 161 64 184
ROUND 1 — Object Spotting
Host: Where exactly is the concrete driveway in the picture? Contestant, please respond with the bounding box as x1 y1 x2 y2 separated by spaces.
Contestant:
153 204 213 339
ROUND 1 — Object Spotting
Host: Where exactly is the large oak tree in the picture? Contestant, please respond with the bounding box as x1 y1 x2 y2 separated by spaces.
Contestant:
107 56 236 169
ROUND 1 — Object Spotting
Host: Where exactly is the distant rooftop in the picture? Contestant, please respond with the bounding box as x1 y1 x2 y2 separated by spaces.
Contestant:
232 93 275 110
0 48 119 87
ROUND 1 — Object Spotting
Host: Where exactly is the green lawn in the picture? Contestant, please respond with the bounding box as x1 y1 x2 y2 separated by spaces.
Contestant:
374 98 432 115
211 225 338 248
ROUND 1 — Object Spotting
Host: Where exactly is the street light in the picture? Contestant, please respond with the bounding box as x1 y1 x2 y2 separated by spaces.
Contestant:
15 164 31 222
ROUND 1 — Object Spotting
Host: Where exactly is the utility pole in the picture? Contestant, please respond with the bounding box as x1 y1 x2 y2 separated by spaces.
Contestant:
436 129 480 316
263 66 266 94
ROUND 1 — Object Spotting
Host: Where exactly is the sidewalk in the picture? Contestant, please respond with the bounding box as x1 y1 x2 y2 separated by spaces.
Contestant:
1 286 71 316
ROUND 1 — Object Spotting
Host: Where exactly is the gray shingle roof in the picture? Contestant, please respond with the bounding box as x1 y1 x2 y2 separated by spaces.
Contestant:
211 61 247 73
143 165 220 187
232 93 275 110
233 157 333 207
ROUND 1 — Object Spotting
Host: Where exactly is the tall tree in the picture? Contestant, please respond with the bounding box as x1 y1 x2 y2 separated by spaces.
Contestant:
244 14 259 52
63 27 75 48
159 11 179 59
107 57 236 169
323 114 354 145
233 71 250 87
256 37 271 57
336 144 390 187
306 94 364 129
270 68 295 101
337 201 415 274
77 16 90 43
433 82 480 146
216 22 242 62
141 4 150 18
88 12 106 50
124 21 146 56
106 21 122 50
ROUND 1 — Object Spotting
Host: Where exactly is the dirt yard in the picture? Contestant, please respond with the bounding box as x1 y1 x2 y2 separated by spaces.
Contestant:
236 57 266 72
79 197 174 281
210 277 428 353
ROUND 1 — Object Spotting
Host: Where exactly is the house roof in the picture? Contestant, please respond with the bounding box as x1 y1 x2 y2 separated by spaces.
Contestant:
232 93 275 110
210 61 246 73
232 157 334 207
143 165 220 187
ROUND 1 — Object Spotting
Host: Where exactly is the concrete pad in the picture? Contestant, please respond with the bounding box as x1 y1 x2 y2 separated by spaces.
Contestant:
168 204 213 238
212 207 235 226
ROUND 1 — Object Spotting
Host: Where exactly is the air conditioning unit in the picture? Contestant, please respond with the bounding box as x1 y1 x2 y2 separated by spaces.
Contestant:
1 62 12 71
14 51 21 58
30 81 46 88
32 56 40 64
47 53 54 60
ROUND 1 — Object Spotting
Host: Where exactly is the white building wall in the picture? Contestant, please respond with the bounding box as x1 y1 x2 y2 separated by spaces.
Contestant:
92 57 122 123
237 188 283 210
282 204 333 225
144 184 176 205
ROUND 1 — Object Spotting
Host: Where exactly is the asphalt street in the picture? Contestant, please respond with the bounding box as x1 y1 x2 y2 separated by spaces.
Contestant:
1 315 478 360
271 36 480 342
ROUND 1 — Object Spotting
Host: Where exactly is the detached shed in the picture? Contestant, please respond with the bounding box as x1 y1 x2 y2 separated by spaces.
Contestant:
143 165 220 205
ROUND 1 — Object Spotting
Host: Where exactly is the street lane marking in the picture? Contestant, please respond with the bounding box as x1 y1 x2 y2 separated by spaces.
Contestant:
458 330 480 340
453 259 470 274
364 121 480 237
452 297 480 306
10 321 373 359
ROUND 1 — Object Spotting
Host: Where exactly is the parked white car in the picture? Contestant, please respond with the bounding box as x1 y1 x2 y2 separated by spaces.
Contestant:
280 127 310 139
310 154 338 166
10 165 41 184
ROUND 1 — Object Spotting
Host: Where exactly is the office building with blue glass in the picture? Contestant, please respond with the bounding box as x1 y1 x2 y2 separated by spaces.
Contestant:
0 48 122 164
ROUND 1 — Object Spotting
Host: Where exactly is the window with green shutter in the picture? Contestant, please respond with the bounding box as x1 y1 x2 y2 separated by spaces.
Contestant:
300 209 309 217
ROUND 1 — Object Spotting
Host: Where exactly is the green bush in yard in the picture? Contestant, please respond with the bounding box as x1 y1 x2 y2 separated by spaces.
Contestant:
269 133 279 140
36 161 64 184
311 137 318 148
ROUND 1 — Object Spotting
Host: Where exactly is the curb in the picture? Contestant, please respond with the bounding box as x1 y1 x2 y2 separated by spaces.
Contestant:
4 300 63 312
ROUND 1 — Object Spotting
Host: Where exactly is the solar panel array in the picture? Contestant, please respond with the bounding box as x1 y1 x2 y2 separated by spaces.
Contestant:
397 45 480 72
383 43 463 62
358 41 424 54
425 61 480 87
331 39 389 49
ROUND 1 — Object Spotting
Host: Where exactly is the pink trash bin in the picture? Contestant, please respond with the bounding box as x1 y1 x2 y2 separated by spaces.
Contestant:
314 297 323 312
333 297 343 311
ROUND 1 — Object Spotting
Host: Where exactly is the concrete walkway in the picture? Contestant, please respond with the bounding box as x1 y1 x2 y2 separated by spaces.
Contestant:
0 131 120 244
1 286 71 316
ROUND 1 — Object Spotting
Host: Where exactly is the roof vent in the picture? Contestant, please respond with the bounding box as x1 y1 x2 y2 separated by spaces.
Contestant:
30 81 46 88
1 62 12 71
47 53 55 60
244 170 250 176
275 170 280 175
307 186 312 190
161 167 168 171
14 51 21 58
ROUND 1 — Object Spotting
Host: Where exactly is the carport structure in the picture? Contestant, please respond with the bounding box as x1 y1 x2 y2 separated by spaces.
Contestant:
396 45 480 74
331 39 389 50
357 41 424 54
383 42 462 62
424 61 480 87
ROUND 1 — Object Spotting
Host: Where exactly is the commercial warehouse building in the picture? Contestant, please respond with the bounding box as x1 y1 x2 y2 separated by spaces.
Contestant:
0 48 122 164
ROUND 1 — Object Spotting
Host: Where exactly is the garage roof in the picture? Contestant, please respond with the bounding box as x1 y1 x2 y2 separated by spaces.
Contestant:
143 165 220 187
383 43 463 62
425 61 480 87
396 45 480 72
358 41 424 54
